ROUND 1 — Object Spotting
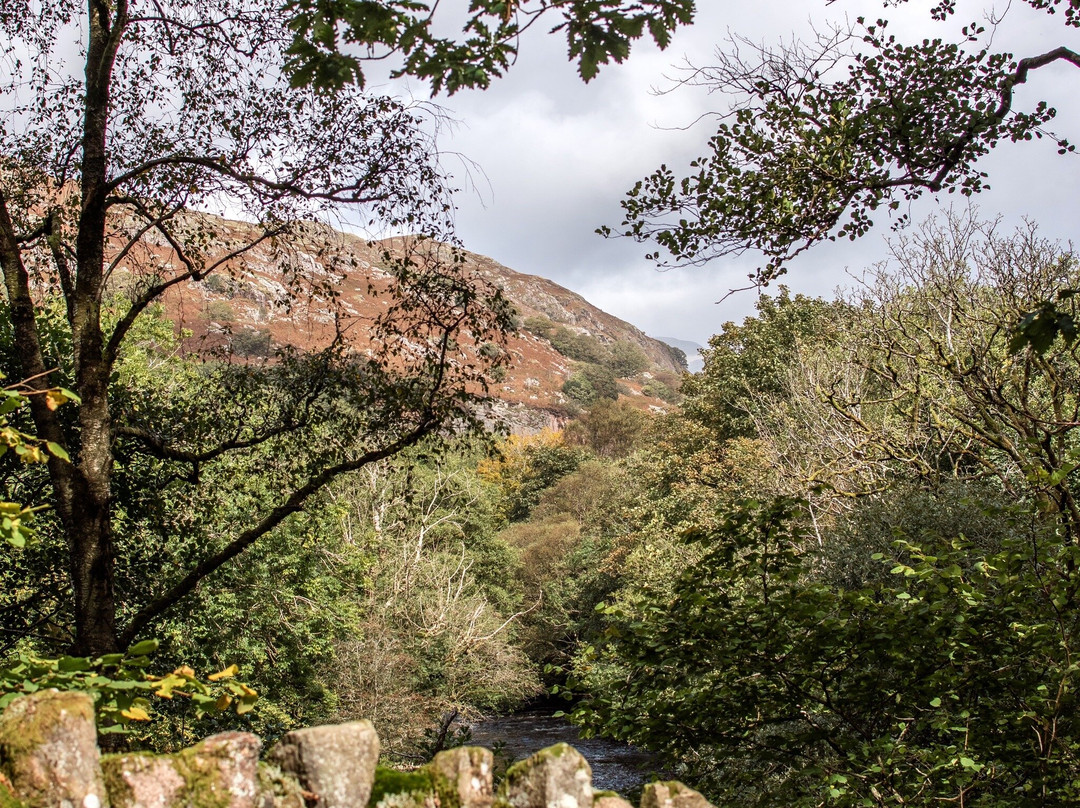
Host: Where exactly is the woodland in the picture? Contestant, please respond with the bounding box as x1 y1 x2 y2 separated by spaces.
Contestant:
2 1 1080 807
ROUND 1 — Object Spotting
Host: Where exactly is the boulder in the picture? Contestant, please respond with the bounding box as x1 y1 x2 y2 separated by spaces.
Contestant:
267 721 379 808
593 795 633 808
429 747 494 808
639 782 713 808
496 743 592 808
0 689 107 808
102 731 261 808
255 763 306 808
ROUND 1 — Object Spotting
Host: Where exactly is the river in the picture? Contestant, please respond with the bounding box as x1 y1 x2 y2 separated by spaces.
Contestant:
468 713 660 795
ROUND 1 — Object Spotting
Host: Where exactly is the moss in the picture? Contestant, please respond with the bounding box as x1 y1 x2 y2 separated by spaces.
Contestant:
256 762 305 808
0 776 26 808
0 690 93 761
171 742 236 808
99 755 140 807
367 765 434 808
593 792 619 800
427 765 458 808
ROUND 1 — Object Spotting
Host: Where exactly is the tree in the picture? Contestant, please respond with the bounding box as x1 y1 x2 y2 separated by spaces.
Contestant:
0 0 513 656
605 1 1079 289
574 494 1080 806
280 0 696 93
564 399 648 458
738 214 1080 530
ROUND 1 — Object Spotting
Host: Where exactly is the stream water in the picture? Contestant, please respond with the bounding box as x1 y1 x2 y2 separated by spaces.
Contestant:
468 713 659 795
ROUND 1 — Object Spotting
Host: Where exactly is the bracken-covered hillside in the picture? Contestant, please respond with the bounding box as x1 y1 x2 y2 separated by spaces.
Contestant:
136 212 685 427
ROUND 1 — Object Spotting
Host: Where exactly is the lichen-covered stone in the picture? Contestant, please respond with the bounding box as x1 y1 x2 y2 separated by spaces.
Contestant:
102 731 261 808
267 720 379 808
429 747 493 808
496 743 592 808
254 763 305 808
593 795 632 808
370 790 437 808
101 754 186 808
0 689 108 808
639 782 713 808
368 765 434 808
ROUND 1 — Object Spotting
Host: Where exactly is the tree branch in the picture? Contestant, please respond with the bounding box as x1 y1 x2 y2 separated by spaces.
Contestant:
107 154 393 204
104 225 283 366
117 416 441 646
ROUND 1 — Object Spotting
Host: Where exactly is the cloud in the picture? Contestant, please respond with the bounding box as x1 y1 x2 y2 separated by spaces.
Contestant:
416 0 1080 345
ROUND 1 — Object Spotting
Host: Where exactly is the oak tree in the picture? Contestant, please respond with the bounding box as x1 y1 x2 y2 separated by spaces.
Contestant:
281 0 697 93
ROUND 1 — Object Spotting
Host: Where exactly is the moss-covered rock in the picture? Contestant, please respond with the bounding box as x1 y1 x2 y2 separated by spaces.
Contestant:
592 794 632 808
254 763 305 808
0 689 107 808
102 731 261 808
639 782 713 808
495 744 592 808
428 747 493 808
367 766 432 808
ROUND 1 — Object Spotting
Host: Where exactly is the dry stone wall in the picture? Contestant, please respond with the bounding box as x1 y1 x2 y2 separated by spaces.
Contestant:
0 690 714 808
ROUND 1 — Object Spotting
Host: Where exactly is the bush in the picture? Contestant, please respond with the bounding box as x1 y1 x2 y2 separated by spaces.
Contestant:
564 400 649 459
642 379 679 403
607 342 649 378
203 300 235 323
231 327 273 357
563 372 596 405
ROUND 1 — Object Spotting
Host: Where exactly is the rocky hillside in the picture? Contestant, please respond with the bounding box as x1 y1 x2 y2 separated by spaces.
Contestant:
141 212 685 426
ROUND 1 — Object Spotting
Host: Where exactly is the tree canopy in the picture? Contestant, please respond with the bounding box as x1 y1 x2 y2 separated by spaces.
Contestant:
281 0 697 93
603 0 1079 288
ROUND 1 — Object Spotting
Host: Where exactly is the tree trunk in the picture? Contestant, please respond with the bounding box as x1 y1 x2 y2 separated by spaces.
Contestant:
63 0 127 656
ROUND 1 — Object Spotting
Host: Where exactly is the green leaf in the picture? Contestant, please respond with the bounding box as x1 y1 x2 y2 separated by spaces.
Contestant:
126 639 159 656
57 656 93 672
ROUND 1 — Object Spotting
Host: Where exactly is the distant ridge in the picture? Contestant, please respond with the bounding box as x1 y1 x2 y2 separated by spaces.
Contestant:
655 336 704 374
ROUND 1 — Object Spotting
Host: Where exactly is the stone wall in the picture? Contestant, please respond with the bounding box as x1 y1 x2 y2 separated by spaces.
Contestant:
0 690 714 808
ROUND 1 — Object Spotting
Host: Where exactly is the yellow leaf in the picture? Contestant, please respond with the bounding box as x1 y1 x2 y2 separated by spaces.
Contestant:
44 390 65 411
207 664 239 682
214 693 233 711
121 706 151 721
175 665 196 678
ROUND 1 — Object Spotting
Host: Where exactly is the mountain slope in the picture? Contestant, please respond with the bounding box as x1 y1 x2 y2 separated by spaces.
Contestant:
140 213 683 419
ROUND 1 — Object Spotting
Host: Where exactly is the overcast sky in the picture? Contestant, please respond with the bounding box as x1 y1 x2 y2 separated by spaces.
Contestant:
377 0 1080 348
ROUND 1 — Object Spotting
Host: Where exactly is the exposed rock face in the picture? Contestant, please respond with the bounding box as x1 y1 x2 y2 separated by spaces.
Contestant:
429 747 494 808
267 720 379 808
102 731 262 808
639 782 714 808
496 743 593 808
0 689 107 808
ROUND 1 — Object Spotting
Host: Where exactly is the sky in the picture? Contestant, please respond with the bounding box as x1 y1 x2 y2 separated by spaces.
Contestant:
374 0 1080 349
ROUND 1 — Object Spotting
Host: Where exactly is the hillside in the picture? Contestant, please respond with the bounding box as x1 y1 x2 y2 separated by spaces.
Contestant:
139 213 685 427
